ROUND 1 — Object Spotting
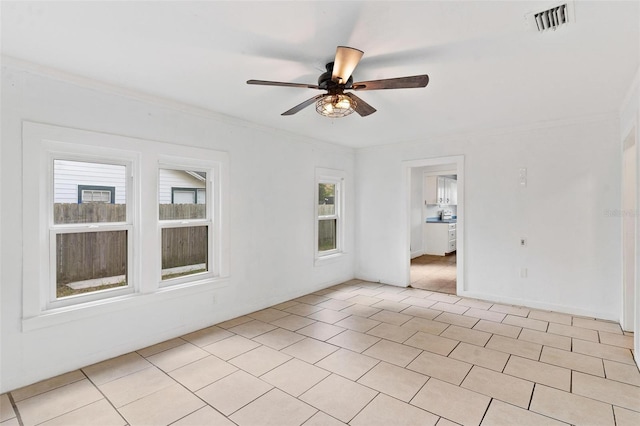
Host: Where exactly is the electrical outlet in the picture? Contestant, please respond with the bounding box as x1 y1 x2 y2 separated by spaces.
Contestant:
519 167 527 186
520 268 528 278
520 238 527 247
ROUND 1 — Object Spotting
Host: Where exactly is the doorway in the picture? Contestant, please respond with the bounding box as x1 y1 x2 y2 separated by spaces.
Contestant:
404 156 464 295
410 253 457 294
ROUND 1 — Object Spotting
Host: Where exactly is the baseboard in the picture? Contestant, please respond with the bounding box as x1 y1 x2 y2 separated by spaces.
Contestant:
410 249 424 259
459 290 619 323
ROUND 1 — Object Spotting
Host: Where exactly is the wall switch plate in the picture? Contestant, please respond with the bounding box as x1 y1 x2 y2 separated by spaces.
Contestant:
520 268 528 278
519 167 527 186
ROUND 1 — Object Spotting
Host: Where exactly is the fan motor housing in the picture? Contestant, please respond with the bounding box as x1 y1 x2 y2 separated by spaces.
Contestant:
318 62 353 92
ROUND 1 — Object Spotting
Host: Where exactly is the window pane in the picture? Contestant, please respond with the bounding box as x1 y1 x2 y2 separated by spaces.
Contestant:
318 219 337 252
54 160 126 224
56 230 127 298
318 183 336 216
161 226 208 280
159 169 206 220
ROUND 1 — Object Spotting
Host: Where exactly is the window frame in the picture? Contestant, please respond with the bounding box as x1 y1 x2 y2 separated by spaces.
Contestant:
315 168 346 261
158 161 217 287
47 150 137 310
22 122 230 331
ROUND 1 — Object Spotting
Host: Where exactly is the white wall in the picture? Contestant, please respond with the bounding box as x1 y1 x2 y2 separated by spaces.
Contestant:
0 62 355 392
356 115 622 320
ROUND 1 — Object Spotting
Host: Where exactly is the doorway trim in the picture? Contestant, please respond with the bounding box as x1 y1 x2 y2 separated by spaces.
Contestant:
622 126 637 333
403 155 464 294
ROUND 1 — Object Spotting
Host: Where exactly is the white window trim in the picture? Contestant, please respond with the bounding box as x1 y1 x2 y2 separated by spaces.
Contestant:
22 122 230 331
36 145 140 313
315 168 346 263
157 158 220 287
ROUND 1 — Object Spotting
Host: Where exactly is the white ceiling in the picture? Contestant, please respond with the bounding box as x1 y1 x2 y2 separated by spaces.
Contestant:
2 1 638 148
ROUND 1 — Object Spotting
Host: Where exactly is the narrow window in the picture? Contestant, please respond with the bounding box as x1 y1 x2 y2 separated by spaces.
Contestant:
159 168 212 283
316 169 345 259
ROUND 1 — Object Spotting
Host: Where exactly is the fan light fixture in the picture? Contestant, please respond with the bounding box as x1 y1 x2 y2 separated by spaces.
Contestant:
247 46 430 117
316 94 356 118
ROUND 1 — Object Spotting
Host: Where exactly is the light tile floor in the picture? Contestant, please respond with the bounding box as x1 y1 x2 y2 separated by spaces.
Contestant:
411 254 457 294
2 280 639 426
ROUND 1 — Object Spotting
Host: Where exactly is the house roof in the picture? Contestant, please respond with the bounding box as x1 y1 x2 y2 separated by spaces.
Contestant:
2 1 638 148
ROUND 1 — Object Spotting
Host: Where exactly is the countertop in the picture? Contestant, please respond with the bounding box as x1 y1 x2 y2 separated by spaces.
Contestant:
426 218 457 224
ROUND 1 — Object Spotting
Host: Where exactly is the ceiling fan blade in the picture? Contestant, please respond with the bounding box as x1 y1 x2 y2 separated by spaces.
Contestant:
345 92 376 117
332 46 364 84
247 79 320 89
352 75 429 91
281 94 325 116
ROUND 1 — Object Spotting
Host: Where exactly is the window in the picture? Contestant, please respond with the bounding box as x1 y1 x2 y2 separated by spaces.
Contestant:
51 159 133 307
315 168 345 259
78 185 115 204
23 122 230 327
159 167 214 284
171 187 206 204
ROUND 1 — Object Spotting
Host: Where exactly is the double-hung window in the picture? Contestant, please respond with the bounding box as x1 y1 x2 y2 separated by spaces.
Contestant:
158 165 214 284
49 156 135 309
315 168 345 259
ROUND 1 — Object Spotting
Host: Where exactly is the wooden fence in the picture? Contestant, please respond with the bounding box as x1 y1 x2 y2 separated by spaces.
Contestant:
159 204 205 220
55 203 207 284
318 219 337 251
318 204 337 251
318 205 335 216
161 226 207 269
56 231 127 284
54 203 126 224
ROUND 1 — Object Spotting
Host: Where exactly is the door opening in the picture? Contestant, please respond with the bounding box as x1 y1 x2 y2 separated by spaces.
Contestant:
404 156 464 295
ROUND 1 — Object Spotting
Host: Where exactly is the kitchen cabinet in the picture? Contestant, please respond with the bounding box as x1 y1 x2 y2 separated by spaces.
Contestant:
424 222 456 256
424 176 439 204
448 180 457 205
424 175 457 205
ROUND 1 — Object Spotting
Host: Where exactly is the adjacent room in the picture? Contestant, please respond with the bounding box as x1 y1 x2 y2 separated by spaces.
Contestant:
1 1 639 425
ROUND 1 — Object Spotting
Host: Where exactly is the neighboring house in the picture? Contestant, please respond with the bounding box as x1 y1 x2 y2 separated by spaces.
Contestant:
158 169 206 205
53 160 205 204
53 159 127 204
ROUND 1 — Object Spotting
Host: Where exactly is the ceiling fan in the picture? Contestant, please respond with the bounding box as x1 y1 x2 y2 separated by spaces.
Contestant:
247 46 429 118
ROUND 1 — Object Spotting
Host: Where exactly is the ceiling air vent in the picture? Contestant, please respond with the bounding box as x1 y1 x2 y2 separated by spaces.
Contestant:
533 4 570 31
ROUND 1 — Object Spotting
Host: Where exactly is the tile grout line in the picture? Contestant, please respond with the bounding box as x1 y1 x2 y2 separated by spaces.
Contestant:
478 397 494 425
79 368 129 426
7 392 24 426
7 284 638 426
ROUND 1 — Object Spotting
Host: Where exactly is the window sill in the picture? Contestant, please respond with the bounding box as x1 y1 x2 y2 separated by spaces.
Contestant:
22 277 229 332
314 251 346 266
